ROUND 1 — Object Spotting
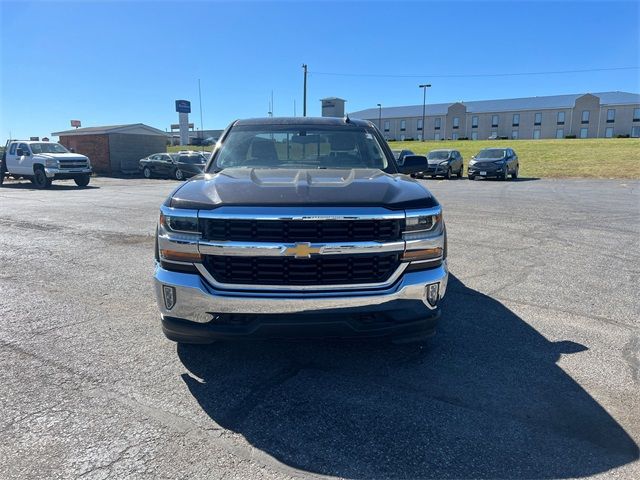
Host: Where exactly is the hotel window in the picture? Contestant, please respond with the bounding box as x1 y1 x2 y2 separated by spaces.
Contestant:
556 128 564 139
471 131 478 140
534 112 542 126
634 108 640 122
581 110 590 124
606 109 615 123
631 126 640 137
417 119 423 131
434 118 441 130
533 129 541 139
471 116 478 128
452 117 460 129
580 127 588 138
557 111 565 125
511 130 519 139
400 120 406 131
452 133 459 140
384 120 390 132
512 114 519 126
491 115 499 127
605 127 614 138
434 132 441 141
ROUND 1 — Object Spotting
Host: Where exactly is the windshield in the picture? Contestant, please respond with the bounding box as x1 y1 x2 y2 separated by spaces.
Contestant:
210 125 389 171
427 151 451 160
476 149 506 160
29 143 69 154
178 155 206 164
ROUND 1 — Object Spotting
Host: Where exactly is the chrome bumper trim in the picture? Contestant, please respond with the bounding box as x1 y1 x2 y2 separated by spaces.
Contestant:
198 239 406 257
154 261 448 323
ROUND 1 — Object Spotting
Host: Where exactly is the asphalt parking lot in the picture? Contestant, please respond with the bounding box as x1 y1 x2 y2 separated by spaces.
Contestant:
1 175 638 479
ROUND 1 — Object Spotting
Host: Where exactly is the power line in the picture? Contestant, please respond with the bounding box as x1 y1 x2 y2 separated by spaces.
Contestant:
309 66 639 79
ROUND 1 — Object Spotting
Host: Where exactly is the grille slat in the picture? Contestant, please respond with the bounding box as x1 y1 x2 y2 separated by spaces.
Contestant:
200 218 401 243
203 254 400 286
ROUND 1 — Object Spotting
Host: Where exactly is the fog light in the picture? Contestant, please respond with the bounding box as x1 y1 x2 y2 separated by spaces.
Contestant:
163 285 176 310
425 283 439 307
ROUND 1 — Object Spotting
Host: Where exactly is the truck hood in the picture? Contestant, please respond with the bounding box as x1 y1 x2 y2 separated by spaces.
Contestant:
36 153 89 161
169 168 439 210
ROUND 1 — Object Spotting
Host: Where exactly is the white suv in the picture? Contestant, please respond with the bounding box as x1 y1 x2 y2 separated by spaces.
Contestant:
1 140 92 188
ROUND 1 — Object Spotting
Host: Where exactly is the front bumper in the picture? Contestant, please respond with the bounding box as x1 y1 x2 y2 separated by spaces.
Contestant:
468 165 504 178
44 167 92 179
419 164 449 176
154 262 448 341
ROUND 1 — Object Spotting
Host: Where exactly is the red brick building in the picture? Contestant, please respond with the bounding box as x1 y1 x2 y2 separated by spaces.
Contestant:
52 124 168 175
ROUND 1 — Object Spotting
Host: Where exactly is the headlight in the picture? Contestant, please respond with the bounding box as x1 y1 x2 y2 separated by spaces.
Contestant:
45 158 58 167
403 210 442 241
468 160 476 166
439 161 449 166
158 210 202 262
493 160 505 165
160 212 199 234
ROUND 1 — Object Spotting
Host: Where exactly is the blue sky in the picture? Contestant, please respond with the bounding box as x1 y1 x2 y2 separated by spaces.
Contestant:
1 0 639 142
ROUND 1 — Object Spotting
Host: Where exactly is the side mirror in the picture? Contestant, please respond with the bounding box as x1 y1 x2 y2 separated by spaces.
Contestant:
69 148 75 153
398 155 428 175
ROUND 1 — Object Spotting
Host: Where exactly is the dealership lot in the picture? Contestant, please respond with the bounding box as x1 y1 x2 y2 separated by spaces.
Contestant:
0 176 638 479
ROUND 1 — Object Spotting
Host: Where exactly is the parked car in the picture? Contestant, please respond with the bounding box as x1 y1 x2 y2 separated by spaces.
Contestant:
154 117 448 344
139 152 207 180
1 140 92 188
467 148 519 180
417 149 464 179
391 149 415 165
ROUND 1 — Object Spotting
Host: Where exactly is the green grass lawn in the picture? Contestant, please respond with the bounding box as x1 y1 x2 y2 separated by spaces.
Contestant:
168 138 640 179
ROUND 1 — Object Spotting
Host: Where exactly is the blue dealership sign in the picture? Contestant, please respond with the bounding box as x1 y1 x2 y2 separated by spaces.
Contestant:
175 100 191 113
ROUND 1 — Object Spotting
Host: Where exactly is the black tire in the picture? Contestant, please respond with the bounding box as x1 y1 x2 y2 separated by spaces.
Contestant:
512 165 519 179
457 165 464 178
33 168 51 189
74 174 91 187
0 162 5 186
143 167 152 179
174 168 184 181
501 167 509 181
468 175 475 181
445 167 452 180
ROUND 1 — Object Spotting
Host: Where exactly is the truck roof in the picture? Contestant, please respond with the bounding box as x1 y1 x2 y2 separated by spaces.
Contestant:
233 116 373 128
8 140 58 144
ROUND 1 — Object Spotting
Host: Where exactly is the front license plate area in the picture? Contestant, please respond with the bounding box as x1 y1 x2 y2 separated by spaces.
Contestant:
480 171 487 175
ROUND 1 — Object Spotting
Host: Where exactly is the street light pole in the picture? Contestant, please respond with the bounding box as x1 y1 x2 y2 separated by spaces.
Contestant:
419 84 431 141
377 103 382 132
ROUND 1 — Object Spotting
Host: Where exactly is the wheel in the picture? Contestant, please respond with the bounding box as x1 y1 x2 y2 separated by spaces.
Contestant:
457 165 464 178
33 168 51 189
174 168 184 180
143 167 152 179
0 162 5 186
74 174 91 187
512 165 519 179
501 167 509 181
445 167 452 180
468 175 475 181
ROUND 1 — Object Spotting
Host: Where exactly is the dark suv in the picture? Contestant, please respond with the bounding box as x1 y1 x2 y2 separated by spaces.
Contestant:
467 148 519 180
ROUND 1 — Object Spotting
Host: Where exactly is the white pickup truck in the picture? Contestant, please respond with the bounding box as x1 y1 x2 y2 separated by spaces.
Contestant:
1 140 92 188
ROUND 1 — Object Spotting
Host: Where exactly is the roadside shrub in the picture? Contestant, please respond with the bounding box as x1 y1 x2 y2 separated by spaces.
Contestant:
387 138 396 142
457 137 469 141
405 137 414 141
565 134 576 139
616 134 630 138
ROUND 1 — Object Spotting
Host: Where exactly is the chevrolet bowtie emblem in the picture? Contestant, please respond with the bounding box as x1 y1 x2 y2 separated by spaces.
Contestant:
283 242 322 259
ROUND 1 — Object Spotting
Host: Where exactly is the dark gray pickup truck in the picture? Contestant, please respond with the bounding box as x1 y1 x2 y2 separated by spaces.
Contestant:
154 117 448 344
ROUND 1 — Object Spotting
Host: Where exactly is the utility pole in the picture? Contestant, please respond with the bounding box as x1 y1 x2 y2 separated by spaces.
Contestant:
419 84 431 141
302 64 308 117
377 104 382 131
198 79 204 151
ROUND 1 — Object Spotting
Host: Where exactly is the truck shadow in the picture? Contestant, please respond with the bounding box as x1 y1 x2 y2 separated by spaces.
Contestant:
0 181 99 190
177 275 638 479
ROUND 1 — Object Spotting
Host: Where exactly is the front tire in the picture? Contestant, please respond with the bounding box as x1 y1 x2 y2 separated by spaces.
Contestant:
143 167 152 179
33 168 51 189
0 162 5 186
174 168 184 181
512 165 519 179
457 165 464 178
501 167 509 181
468 174 475 181
445 167 452 180
74 174 91 187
